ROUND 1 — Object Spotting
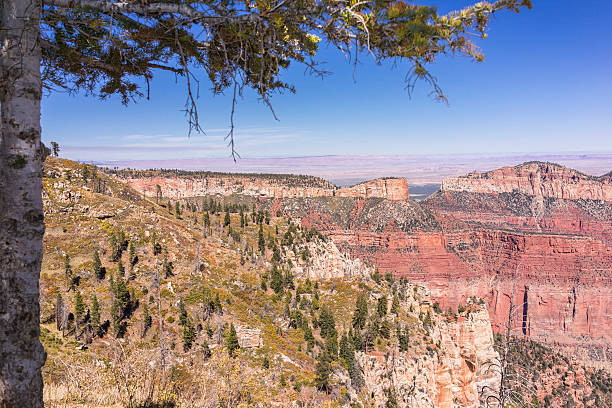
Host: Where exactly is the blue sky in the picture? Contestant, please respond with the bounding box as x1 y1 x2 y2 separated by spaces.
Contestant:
42 1 612 161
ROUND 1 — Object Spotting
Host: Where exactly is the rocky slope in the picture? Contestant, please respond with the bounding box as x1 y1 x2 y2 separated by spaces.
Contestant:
41 157 505 408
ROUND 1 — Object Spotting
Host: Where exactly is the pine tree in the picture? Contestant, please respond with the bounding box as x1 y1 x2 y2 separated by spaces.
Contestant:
64 254 72 281
391 293 400 315
258 224 265 254
93 250 103 279
111 299 122 337
377 295 388 317
178 298 188 326
270 265 284 294
203 211 210 229
226 323 240 356
117 259 125 277
240 209 245 228
214 293 223 314
223 209 230 227
128 241 136 266
339 332 355 371
352 294 368 330
175 201 181 217
325 331 338 360
182 320 196 351
319 305 336 339
142 303 152 335
315 351 331 392
74 291 85 323
114 275 130 317
90 295 100 333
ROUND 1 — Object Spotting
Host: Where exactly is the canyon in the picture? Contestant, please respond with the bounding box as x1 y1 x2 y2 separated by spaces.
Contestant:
115 161 612 369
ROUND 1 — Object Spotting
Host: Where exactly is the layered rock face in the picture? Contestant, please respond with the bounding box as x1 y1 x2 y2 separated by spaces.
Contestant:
442 162 612 202
260 162 611 368
113 170 409 201
357 300 500 408
336 178 409 201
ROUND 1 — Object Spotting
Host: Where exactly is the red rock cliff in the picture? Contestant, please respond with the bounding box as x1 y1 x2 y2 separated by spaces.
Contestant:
336 178 409 201
262 162 611 369
442 162 612 202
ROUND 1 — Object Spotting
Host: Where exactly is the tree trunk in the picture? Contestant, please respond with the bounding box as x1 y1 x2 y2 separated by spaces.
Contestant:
0 1 46 407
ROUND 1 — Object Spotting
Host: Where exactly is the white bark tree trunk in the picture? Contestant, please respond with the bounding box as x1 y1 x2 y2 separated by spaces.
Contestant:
0 1 46 407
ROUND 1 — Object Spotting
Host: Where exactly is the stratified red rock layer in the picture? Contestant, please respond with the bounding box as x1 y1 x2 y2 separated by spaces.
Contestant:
273 162 612 367
442 161 612 202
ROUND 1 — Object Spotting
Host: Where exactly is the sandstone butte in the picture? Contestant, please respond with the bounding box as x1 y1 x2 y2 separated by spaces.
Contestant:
114 161 611 370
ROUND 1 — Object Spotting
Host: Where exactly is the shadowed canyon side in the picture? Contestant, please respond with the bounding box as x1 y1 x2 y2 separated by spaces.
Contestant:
112 162 612 369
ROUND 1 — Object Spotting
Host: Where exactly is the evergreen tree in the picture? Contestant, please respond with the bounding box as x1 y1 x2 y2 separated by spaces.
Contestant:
303 323 315 351
90 295 100 333
114 275 130 317
203 211 210 229
110 299 122 337
178 298 188 326
352 294 368 330
117 259 125 276
240 209 245 228
325 331 338 360
315 351 331 392
64 254 72 281
182 320 196 351
377 295 388 317
93 250 103 279
270 265 284 295
214 293 223 314
318 304 336 339
142 303 152 335
74 291 85 323
175 201 181 217
226 323 240 356
372 268 382 284
224 209 230 227
258 224 265 254
128 241 136 266
391 293 400 315
339 332 355 371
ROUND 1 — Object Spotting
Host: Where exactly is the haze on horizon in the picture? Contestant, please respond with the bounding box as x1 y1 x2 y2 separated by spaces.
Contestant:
43 2 612 164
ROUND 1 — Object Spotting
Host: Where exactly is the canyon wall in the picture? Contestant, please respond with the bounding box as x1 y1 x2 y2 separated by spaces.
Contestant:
113 170 409 201
442 162 612 202
263 162 612 368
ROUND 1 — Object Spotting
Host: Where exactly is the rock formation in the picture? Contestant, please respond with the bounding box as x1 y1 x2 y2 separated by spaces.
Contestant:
113 170 410 201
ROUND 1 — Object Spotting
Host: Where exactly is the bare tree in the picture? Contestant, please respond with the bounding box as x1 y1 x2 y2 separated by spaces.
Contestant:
480 294 538 408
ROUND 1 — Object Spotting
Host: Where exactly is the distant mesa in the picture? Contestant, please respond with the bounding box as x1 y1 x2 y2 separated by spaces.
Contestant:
441 161 612 202
112 168 411 201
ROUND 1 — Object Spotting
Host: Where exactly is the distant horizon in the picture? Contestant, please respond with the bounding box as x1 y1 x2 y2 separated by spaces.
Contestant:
84 152 612 187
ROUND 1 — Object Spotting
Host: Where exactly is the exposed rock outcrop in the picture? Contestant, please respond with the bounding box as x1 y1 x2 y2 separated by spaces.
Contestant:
337 178 409 201
441 162 612 202
290 240 373 280
356 299 500 408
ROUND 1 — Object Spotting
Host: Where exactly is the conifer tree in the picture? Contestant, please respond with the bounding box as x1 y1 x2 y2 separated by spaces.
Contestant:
377 295 388 317
117 259 125 277
214 293 223 314
240 209 245 228
258 224 266 254
319 305 336 339
226 323 240 356
90 295 100 333
93 250 103 279
175 201 181 217
339 332 355 371
111 300 122 337
391 293 400 315
203 211 211 229
352 294 368 330
224 209 231 227
270 265 284 295
315 351 331 392
182 320 196 351
178 299 188 326
128 242 136 266
142 303 152 336
74 291 85 324
63 254 72 281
